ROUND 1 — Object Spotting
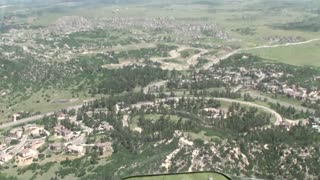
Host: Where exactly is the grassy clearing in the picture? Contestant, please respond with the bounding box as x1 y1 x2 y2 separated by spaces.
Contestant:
244 41 320 67
163 59 187 65
185 131 220 142
180 49 201 58
243 89 303 106
0 88 87 123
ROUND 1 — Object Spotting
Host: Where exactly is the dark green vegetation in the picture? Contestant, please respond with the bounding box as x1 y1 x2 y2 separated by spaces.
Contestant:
0 172 17 180
0 43 176 97
232 27 256 36
269 102 312 120
274 16 320 32
0 51 169 116
117 44 177 60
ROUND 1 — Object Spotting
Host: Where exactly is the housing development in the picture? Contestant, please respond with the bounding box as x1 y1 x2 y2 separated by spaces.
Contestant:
0 0 320 180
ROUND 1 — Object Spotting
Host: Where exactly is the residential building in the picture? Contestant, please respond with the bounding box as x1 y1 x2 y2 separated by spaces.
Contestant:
66 144 85 156
19 148 38 159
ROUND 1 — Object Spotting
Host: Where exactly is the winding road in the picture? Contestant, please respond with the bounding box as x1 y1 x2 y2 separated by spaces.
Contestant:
150 46 208 70
129 96 283 126
243 91 315 113
0 95 284 130
2 38 319 130
202 38 320 70
212 98 283 125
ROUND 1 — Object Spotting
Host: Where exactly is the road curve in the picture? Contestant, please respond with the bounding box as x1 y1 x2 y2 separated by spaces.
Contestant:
0 96 283 130
211 98 283 125
131 96 284 126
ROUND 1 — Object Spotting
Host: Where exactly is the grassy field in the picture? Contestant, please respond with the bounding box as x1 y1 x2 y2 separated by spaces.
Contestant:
0 88 88 123
244 41 320 67
185 131 220 142
243 89 303 106
124 172 230 180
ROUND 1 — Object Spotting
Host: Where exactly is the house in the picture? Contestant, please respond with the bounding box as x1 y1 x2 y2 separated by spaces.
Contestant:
0 153 13 162
25 140 45 150
54 125 74 141
23 124 38 132
12 113 20 122
203 108 221 119
49 143 63 152
98 122 114 131
283 88 294 96
30 127 48 138
19 148 38 159
94 142 113 157
165 97 180 103
66 144 85 156
56 112 68 121
68 116 81 126
203 108 220 113
9 128 23 139
311 124 320 133
0 144 7 151
279 121 291 131
242 77 253 87
54 125 68 135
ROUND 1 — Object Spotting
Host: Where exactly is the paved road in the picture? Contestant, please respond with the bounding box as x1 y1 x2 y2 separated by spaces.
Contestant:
10 135 28 155
202 38 320 70
0 105 84 130
0 95 284 130
212 98 283 125
246 92 315 113
129 96 284 126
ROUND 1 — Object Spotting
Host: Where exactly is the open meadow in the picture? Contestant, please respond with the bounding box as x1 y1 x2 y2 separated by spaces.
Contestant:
244 40 320 67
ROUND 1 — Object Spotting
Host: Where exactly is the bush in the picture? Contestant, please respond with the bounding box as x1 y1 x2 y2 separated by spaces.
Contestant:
38 154 45 160
10 139 19 145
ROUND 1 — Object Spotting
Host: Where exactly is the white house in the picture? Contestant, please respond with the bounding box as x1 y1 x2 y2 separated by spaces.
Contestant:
0 154 13 162
66 144 85 156
19 148 38 159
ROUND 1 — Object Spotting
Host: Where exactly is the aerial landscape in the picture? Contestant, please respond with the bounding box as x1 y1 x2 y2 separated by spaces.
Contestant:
0 0 320 179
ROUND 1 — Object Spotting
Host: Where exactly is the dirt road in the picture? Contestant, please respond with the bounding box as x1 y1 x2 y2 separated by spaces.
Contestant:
151 46 208 70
